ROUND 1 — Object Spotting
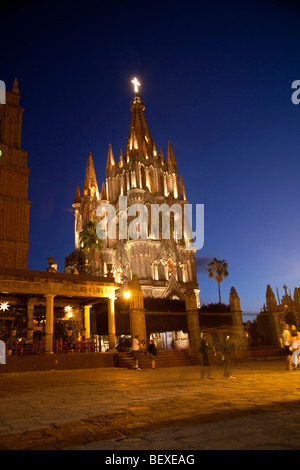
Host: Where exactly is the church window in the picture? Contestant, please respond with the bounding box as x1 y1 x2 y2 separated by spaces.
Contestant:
158 262 165 280
141 166 146 189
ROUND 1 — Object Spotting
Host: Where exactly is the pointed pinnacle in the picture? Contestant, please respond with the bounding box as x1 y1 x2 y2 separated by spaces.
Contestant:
106 144 115 171
179 175 186 200
74 185 81 203
100 182 107 200
167 141 177 168
12 77 19 94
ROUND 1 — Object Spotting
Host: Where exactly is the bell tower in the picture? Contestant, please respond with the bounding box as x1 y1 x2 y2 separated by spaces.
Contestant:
0 78 31 269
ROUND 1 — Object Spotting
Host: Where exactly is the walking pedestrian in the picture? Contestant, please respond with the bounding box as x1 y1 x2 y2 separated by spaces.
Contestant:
223 335 235 378
281 323 292 371
147 339 157 369
132 335 141 370
198 333 211 380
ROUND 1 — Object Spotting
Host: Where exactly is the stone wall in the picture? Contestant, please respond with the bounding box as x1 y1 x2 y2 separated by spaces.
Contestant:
0 352 117 374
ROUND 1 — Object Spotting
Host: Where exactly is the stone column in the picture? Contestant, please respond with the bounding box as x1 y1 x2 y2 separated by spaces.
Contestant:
84 305 92 339
45 294 55 354
27 297 36 329
107 296 117 350
129 275 147 344
185 288 201 350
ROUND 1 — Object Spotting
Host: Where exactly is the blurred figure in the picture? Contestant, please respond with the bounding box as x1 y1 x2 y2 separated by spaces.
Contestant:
147 339 157 369
214 340 224 366
140 339 147 354
199 332 211 380
290 325 300 370
223 335 235 379
281 323 292 371
132 335 141 370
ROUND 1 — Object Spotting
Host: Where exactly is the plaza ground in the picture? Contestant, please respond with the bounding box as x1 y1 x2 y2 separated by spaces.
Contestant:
0 358 300 451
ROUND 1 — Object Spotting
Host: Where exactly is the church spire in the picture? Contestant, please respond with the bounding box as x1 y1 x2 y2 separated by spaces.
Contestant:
83 152 99 198
126 78 154 159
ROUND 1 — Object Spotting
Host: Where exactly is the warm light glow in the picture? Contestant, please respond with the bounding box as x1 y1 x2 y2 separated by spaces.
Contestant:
131 77 141 93
64 305 73 318
0 302 9 312
124 291 131 299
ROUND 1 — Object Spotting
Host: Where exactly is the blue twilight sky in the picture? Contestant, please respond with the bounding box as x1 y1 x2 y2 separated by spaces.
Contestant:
1 0 300 314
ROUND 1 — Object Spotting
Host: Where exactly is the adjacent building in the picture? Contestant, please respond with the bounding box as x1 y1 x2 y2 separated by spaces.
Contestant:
0 79 31 269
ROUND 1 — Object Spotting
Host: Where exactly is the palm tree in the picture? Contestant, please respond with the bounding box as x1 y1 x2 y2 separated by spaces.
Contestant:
79 221 103 275
207 258 229 303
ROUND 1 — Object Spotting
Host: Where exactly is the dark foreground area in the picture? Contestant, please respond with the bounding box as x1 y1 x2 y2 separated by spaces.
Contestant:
0 359 299 451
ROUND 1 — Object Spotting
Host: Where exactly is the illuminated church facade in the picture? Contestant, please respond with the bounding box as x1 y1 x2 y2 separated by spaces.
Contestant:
71 80 200 307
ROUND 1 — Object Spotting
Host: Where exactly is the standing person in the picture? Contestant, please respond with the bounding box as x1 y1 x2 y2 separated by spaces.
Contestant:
147 339 157 369
223 335 235 379
198 333 211 380
132 335 141 370
281 323 292 371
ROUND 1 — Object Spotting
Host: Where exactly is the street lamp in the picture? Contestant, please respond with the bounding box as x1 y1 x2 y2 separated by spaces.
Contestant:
124 291 131 299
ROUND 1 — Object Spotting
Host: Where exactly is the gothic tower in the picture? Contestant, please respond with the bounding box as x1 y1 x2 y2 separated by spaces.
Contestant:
0 79 31 269
71 81 199 304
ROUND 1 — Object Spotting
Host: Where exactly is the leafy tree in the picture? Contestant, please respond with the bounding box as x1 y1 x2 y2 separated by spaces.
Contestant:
207 258 229 303
199 302 230 313
65 248 88 275
79 221 103 276
79 221 100 250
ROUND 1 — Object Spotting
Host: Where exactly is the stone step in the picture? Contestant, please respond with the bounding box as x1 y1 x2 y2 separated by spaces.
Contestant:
116 350 202 369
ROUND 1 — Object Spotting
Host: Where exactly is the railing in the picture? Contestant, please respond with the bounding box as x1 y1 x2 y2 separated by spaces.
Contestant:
5 338 100 355
7 340 45 356
53 339 100 354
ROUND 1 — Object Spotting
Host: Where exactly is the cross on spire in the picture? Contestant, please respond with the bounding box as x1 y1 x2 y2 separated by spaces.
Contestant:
131 77 141 94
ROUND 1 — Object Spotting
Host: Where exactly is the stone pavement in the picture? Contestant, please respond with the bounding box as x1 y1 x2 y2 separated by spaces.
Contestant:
0 359 300 451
